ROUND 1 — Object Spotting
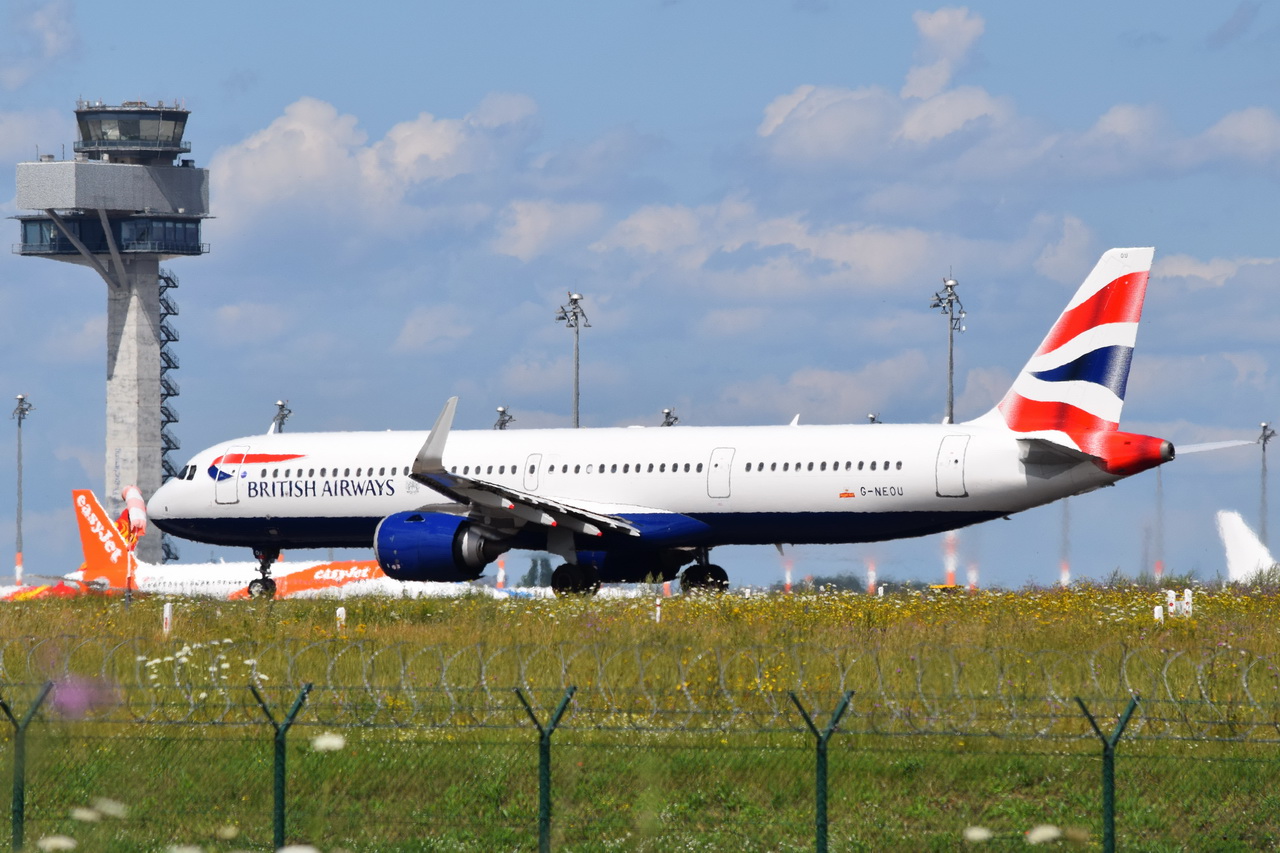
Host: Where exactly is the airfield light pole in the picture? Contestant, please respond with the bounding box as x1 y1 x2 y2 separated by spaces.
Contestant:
494 406 514 430
1261 422 1277 546
930 276 966 424
12 395 32 586
271 400 292 434
555 293 589 428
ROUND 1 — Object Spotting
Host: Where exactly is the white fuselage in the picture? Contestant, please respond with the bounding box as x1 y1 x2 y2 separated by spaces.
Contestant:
148 420 1114 553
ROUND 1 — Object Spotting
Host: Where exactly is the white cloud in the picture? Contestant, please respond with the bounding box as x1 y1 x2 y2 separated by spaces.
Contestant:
1154 254 1277 289
1034 217 1096 284
901 7 985 100
393 305 473 353
719 351 931 423
898 86 1012 144
0 0 76 91
1195 107 1280 164
0 108 70 164
210 94 538 231
755 8 1280 182
492 200 603 261
595 197 939 295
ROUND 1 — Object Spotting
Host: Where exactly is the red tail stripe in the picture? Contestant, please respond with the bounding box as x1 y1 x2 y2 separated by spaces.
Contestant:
998 395 1116 440
1034 271 1149 356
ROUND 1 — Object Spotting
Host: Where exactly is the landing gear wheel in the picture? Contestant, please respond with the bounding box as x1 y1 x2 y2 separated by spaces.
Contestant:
247 577 277 599
682 563 729 594
551 563 601 597
681 564 707 594
704 564 729 592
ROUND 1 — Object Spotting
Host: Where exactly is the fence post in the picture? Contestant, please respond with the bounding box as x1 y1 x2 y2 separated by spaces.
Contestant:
251 682 313 850
790 691 854 853
1076 695 1139 853
515 686 576 853
0 682 52 852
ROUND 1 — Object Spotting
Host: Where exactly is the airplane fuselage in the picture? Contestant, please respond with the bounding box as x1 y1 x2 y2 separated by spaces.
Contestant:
150 420 1113 557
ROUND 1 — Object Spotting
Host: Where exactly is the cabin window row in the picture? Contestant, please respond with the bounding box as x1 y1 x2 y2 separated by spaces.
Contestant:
452 462 706 476
744 460 903 472
261 466 407 478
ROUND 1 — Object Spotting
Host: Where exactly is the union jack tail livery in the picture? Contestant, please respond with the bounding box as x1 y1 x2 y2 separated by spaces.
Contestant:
981 247 1171 475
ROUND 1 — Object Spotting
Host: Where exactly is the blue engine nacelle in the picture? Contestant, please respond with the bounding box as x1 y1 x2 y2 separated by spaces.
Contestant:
374 512 507 582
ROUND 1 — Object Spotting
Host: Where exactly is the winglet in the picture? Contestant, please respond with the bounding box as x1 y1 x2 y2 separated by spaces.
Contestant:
413 396 459 477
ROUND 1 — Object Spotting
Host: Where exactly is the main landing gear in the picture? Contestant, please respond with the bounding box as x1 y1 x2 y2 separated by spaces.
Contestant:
681 553 729 594
550 563 601 597
248 548 279 599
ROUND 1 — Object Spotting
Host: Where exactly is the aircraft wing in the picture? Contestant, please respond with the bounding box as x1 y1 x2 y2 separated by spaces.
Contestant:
409 397 640 540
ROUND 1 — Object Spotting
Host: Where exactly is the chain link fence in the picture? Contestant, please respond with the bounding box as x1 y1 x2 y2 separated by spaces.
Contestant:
0 639 1277 849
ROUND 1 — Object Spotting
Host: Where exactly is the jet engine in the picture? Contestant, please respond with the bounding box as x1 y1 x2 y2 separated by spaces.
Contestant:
374 512 509 582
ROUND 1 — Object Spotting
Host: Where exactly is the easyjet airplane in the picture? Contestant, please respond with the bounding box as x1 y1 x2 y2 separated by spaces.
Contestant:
59 489 487 600
150 248 1181 598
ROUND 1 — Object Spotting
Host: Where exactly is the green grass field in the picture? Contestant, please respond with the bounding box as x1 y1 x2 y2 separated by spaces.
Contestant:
3 584 1279 850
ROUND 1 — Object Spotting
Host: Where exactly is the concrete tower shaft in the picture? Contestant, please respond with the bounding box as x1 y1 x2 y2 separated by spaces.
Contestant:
13 100 208 564
107 258 163 510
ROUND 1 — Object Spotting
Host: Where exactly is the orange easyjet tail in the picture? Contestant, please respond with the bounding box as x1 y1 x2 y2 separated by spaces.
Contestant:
72 490 137 591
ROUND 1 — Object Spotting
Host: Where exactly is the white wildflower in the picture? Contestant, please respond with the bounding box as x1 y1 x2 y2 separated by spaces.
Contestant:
310 731 345 752
69 807 99 822
35 837 77 852
243 659 257 666
963 825 993 842
1025 824 1062 845
277 846 321 853
91 797 127 819
214 824 239 839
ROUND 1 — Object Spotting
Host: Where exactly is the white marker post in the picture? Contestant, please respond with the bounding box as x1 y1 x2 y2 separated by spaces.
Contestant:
496 557 505 590
162 602 173 636
1154 605 1164 623
336 606 347 631
654 598 662 623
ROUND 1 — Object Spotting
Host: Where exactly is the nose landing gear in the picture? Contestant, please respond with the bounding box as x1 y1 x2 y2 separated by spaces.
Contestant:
248 548 279 599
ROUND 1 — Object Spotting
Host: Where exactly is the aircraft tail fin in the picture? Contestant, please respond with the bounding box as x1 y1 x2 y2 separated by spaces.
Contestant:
72 490 136 590
1216 509 1277 583
976 248 1171 475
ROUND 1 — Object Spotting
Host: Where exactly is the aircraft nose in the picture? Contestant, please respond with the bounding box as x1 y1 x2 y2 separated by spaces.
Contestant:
146 481 172 519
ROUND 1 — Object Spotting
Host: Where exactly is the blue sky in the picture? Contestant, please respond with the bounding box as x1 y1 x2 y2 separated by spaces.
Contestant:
1 1 1277 589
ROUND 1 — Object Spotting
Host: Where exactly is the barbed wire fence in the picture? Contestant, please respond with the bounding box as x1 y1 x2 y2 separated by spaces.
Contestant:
0 640 1278 849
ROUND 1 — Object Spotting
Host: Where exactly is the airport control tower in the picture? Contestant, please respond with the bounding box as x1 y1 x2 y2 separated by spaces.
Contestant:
14 100 208 563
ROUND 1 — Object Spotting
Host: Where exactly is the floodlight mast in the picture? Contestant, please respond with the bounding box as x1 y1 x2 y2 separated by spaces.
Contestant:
12 394 33 586
1261 422 1277 545
555 292 590 428
271 400 292 434
930 275 966 424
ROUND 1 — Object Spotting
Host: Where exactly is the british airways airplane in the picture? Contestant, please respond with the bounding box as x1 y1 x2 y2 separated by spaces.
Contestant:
149 248 1173 598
